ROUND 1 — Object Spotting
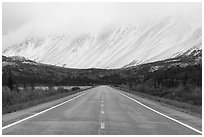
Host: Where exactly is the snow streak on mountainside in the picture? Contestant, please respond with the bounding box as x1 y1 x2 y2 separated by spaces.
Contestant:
3 16 202 69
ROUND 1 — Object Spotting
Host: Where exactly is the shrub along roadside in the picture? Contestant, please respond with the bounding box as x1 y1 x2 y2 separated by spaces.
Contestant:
129 84 201 106
113 85 201 117
2 86 92 114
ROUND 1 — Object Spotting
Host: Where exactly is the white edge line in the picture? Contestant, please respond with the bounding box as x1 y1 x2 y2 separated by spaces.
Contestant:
118 91 202 134
2 92 85 130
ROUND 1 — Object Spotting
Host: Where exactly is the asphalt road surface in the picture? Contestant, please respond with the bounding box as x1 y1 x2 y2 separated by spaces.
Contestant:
2 86 201 135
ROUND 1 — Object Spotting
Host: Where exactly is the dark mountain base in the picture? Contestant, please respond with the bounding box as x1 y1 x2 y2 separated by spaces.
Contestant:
2 50 202 110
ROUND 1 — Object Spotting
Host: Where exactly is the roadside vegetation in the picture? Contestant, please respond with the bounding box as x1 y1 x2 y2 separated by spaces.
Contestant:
2 84 86 114
129 64 201 106
116 64 202 116
116 85 201 116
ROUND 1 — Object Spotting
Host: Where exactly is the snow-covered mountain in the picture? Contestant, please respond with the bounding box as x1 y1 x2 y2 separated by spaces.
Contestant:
3 16 202 69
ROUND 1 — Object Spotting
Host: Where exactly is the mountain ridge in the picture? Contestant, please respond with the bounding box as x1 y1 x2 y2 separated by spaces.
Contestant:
3 16 202 69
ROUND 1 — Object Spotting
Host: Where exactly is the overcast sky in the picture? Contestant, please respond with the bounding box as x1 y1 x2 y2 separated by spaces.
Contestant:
2 2 201 49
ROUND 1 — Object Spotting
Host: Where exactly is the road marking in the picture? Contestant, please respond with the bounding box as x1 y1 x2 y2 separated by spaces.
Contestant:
102 104 104 107
101 111 104 114
118 91 202 134
2 92 85 130
101 123 105 129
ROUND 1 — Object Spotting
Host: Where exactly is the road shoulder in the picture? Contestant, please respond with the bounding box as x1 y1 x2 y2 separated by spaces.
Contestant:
110 86 202 132
2 91 85 127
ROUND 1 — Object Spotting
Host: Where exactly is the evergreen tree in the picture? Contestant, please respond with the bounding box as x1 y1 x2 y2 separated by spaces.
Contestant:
7 70 14 91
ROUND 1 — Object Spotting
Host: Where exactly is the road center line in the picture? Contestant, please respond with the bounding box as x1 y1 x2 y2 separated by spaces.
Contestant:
2 92 85 130
101 123 105 129
101 111 104 114
118 91 202 134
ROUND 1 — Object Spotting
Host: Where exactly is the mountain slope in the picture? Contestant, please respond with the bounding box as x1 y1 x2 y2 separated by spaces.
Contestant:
2 47 201 85
3 16 202 69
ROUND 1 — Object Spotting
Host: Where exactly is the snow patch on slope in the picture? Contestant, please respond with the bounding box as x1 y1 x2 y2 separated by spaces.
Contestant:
3 15 202 69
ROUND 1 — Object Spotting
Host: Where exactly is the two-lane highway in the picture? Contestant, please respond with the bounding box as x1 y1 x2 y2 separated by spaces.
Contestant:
2 86 201 135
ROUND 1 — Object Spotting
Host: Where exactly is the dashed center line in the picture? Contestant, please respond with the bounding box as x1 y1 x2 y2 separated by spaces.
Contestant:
101 123 105 129
101 104 104 107
101 111 104 114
